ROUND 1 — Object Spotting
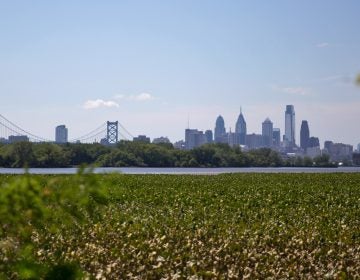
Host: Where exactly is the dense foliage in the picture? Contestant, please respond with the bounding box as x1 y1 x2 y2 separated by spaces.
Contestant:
1 173 360 278
0 141 334 168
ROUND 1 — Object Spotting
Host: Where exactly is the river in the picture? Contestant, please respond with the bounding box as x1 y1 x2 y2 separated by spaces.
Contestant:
1 167 360 175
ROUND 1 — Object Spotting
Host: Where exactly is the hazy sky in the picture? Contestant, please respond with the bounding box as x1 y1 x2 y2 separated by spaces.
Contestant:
1 1 359 146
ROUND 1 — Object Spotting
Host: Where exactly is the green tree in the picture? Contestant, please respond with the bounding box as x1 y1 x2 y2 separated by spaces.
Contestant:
303 156 313 167
313 154 331 167
33 143 70 167
9 142 35 167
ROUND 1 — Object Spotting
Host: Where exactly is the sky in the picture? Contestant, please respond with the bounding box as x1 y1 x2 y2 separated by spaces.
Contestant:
0 1 359 146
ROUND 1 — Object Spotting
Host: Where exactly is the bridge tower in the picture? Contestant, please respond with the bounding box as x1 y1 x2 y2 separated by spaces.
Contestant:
106 121 118 144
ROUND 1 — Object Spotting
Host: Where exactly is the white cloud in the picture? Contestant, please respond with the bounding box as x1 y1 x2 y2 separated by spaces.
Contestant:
83 99 119 109
132 92 154 101
316 42 329 48
114 92 155 102
271 85 309 96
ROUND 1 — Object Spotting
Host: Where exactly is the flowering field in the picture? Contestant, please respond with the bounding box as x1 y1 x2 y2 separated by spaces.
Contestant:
1 173 360 279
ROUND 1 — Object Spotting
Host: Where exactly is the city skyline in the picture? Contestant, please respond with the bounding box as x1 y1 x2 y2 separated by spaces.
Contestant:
0 103 358 149
0 1 359 146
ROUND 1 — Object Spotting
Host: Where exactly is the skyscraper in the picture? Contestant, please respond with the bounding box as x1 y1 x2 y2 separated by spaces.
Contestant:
300 120 310 150
185 129 206 150
214 115 226 143
262 118 273 147
308 137 320 148
205 130 213 143
272 128 281 147
235 108 247 145
55 125 68 143
284 105 295 147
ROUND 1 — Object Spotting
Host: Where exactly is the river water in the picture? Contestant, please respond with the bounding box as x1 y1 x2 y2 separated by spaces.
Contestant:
1 167 360 175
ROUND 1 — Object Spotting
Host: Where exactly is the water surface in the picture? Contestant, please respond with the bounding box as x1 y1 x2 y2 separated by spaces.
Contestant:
1 167 360 175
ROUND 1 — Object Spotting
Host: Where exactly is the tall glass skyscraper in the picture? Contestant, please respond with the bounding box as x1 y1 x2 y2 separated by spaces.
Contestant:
214 115 226 143
55 125 68 143
262 118 273 147
235 108 247 145
300 120 310 150
284 105 295 147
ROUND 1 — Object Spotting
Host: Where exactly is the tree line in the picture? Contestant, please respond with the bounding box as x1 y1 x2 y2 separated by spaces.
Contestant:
0 141 334 168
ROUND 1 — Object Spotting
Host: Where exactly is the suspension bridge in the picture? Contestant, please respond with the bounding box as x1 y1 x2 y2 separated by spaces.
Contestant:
0 114 134 144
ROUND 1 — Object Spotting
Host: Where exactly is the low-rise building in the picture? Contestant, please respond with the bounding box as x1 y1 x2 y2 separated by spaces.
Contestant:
323 141 353 162
8 135 29 143
133 135 151 143
152 137 170 144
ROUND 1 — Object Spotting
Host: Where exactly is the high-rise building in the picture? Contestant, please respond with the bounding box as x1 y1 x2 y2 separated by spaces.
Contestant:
245 134 264 150
55 125 68 143
214 115 226 143
185 129 206 150
284 105 295 147
357 143 360 152
272 128 281 147
308 137 320 148
205 130 213 144
262 118 273 147
324 141 333 153
235 108 247 145
300 120 310 150
227 131 237 147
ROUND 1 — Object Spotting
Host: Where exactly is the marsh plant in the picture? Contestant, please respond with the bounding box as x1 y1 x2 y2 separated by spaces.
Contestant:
1 172 360 278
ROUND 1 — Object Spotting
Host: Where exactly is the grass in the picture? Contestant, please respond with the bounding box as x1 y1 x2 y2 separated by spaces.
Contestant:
1 173 360 279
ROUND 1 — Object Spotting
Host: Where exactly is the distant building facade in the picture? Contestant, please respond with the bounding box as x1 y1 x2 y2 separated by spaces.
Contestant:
228 131 239 148
284 105 295 147
246 134 264 150
306 146 321 158
272 128 281 147
214 115 226 143
55 125 68 143
185 129 206 150
300 120 310 151
174 140 186 150
235 108 247 145
262 118 273 147
205 130 213 144
133 135 151 143
8 135 29 143
308 137 320 148
152 137 170 144
323 141 353 162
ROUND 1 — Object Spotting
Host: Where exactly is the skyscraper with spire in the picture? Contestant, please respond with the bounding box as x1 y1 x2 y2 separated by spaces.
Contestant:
235 107 247 145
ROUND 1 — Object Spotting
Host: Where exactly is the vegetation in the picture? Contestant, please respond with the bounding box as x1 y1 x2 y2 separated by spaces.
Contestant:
1 172 360 278
0 141 336 168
